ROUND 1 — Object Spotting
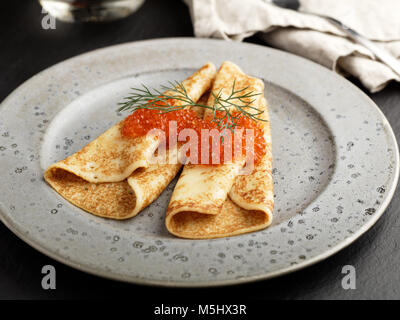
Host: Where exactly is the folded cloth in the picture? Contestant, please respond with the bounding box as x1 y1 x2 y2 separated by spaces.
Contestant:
184 0 400 92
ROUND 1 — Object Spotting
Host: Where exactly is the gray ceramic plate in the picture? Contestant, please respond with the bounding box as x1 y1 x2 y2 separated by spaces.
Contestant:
0 38 398 287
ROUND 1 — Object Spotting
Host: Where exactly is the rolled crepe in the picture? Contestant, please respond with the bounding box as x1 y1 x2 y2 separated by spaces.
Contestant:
166 62 273 238
44 63 217 219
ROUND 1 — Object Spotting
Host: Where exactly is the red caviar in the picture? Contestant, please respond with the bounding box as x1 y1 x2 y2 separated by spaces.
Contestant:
122 102 266 165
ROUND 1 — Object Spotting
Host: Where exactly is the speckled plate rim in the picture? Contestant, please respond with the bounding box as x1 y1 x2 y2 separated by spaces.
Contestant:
0 38 398 287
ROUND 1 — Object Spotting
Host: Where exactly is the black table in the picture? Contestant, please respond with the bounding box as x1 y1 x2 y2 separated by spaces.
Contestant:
1 0 399 300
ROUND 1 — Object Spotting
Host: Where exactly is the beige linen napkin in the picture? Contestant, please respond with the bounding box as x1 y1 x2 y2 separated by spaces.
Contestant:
184 0 400 92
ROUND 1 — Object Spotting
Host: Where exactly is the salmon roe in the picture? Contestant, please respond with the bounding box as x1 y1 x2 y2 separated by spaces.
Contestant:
122 101 266 165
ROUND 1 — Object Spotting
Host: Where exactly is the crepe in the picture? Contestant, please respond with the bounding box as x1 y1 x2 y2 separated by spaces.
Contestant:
44 62 217 219
166 62 273 238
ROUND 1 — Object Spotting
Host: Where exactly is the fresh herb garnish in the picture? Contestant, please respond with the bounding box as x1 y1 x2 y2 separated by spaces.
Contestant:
117 80 266 133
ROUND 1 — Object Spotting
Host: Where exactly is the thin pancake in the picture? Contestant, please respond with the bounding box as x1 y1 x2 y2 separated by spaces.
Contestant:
46 123 159 183
125 90 212 217
167 98 273 238
44 63 217 219
229 97 273 220
166 62 273 238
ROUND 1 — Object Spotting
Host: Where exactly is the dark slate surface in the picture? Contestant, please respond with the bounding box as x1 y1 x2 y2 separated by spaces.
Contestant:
0 0 399 300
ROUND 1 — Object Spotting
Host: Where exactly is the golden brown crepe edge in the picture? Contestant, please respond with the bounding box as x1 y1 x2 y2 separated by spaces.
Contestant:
165 64 273 239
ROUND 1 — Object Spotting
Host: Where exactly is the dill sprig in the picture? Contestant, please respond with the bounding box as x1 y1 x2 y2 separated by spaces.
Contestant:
117 80 267 133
